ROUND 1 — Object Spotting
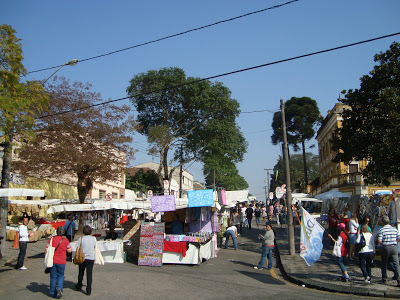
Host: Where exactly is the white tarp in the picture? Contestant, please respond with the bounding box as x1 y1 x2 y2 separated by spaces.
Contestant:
224 190 249 207
8 199 61 205
292 193 323 205
314 190 351 200
0 188 44 197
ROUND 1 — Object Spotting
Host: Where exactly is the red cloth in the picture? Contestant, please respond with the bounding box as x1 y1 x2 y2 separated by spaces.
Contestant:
50 221 66 229
163 241 187 257
46 236 71 265
339 232 348 257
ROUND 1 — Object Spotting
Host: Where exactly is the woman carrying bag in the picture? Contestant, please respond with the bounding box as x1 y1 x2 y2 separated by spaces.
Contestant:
45 226 71 299
75 225 97 296
357 224 375 283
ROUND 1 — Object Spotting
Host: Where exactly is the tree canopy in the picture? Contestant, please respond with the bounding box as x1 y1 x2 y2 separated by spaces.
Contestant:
332 42 400 186
14 77 138 205
126 169 162 195
127 67 247 188
270 153 319 193
271 97 321 190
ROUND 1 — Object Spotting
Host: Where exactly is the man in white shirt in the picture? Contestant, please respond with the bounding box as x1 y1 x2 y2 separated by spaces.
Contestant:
16 216 33 270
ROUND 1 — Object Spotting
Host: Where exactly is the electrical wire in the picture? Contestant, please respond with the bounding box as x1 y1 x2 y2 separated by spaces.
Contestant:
27 0 300 75
36 32 400 120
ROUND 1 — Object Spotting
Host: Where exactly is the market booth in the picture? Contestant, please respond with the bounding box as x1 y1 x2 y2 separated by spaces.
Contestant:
137 190 220 266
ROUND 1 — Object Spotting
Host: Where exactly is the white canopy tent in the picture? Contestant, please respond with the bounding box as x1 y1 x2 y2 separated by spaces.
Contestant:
314 190 351 200
291 193 323 205
0 188 44 197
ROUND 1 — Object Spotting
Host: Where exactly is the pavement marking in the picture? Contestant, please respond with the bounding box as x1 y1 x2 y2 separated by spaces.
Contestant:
270 268 278 279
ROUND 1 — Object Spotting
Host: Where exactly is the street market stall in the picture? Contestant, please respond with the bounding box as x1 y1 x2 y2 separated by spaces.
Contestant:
70 239 125 263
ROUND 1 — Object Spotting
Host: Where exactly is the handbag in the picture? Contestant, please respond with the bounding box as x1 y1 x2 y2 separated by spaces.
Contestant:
44 237 64 273
355 233 366 253
94 243 104 265
332 238 342 257
73 237 85 265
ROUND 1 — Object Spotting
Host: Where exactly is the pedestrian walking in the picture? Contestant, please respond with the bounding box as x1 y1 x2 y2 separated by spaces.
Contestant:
328 223 351 281
241 204 248 228
46 226 72 298
348 215 359 259
75 225 97 296
254 223 275 270
15 214 33 270
268 203 274 222
64 214 76 243
327 208 339 246
225 222 238 250
254 204 261 229
246 204 254 230
357 224 375 283
230 209 241 235
377 216 400 286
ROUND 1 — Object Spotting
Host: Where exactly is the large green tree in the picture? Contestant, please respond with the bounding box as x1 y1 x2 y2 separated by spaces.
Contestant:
0 25 48 256
271 97 321 191
332 42 400 186
127 67 247 190
126 169 162 195
14 77 138 231
270 153 319 193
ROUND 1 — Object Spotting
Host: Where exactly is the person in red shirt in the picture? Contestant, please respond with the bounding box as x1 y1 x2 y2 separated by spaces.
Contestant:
327 208 339 245
45 226 72 298
329 223 350 281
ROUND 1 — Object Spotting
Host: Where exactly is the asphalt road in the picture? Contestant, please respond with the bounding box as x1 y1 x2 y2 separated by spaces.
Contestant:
0 228 386 300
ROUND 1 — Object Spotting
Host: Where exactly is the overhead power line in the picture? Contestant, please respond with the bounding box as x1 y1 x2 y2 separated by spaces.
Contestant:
27 0 300 75
37 32 400 120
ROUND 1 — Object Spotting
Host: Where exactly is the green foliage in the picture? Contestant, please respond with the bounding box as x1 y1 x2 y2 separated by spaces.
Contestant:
127 67 247 186
126 169 162 194
332 42 400 186
0 24 49 145
270 153 319 193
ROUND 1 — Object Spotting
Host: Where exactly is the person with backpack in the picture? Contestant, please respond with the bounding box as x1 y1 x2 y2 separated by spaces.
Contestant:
328 223 350 281
356 224 375 283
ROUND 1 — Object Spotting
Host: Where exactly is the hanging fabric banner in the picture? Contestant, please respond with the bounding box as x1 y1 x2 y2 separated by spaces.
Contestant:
150 195 176 213
188 189 214 207
300 208 324 266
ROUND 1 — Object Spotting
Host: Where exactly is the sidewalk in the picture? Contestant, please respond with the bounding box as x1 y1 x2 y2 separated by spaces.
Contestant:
273 223 400 298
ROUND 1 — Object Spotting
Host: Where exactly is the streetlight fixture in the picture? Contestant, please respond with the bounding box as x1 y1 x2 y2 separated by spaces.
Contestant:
42 58 78 85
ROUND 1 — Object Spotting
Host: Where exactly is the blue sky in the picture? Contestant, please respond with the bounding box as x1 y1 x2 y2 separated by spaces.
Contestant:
2 0 400 198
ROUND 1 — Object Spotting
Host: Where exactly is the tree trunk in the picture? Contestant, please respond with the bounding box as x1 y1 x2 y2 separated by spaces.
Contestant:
301 140 308 193
0 129 14 259
76 169 93 234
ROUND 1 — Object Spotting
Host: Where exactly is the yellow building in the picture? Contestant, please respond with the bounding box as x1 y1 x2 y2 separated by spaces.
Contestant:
313 102 400 196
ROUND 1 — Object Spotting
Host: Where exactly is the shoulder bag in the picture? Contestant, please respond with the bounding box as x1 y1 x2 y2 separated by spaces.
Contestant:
73 237 85 265
44 237 64 272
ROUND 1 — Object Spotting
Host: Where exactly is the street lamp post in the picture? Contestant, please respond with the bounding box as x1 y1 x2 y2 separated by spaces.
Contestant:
42 58 78 85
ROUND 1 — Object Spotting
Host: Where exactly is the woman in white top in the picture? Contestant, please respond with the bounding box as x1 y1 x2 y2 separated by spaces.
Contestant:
357 224 375 283
348 215 359 259
75 225 97 296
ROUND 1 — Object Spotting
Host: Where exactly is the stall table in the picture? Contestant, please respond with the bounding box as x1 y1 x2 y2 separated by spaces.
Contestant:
71 239 125 263
162 239 213 265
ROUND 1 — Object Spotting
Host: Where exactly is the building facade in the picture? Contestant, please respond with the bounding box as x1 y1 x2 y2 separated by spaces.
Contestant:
313 102 400 196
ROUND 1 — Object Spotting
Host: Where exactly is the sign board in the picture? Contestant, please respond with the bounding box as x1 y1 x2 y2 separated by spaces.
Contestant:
276 186 284 199
269 192 274 200
147 190 153 197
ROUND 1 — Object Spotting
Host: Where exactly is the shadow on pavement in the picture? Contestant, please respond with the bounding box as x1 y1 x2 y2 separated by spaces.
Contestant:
236 270 286 285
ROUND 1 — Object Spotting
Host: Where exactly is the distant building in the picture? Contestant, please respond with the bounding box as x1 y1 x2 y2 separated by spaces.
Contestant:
313 102 400 196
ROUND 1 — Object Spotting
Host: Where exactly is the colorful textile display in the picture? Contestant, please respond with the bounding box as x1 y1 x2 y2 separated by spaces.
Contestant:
151 195 176 213
163 241 187 257
188 189 214 207
138 222 165 267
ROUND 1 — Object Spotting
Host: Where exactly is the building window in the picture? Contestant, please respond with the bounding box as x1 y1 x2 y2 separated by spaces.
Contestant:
112 192 118 199
99 190 106 200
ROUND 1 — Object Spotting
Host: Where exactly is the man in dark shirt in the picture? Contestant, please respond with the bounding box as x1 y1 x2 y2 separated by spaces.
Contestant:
105 226 119 240
246 204 254 230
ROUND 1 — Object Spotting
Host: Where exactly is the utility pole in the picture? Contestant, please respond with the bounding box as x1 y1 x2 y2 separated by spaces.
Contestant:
179 144 183 198
264 168 272 204
281 99 295 255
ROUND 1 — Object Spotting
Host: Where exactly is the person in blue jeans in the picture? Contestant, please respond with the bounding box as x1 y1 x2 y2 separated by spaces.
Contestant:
254 223 274 270
225 224 238 250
